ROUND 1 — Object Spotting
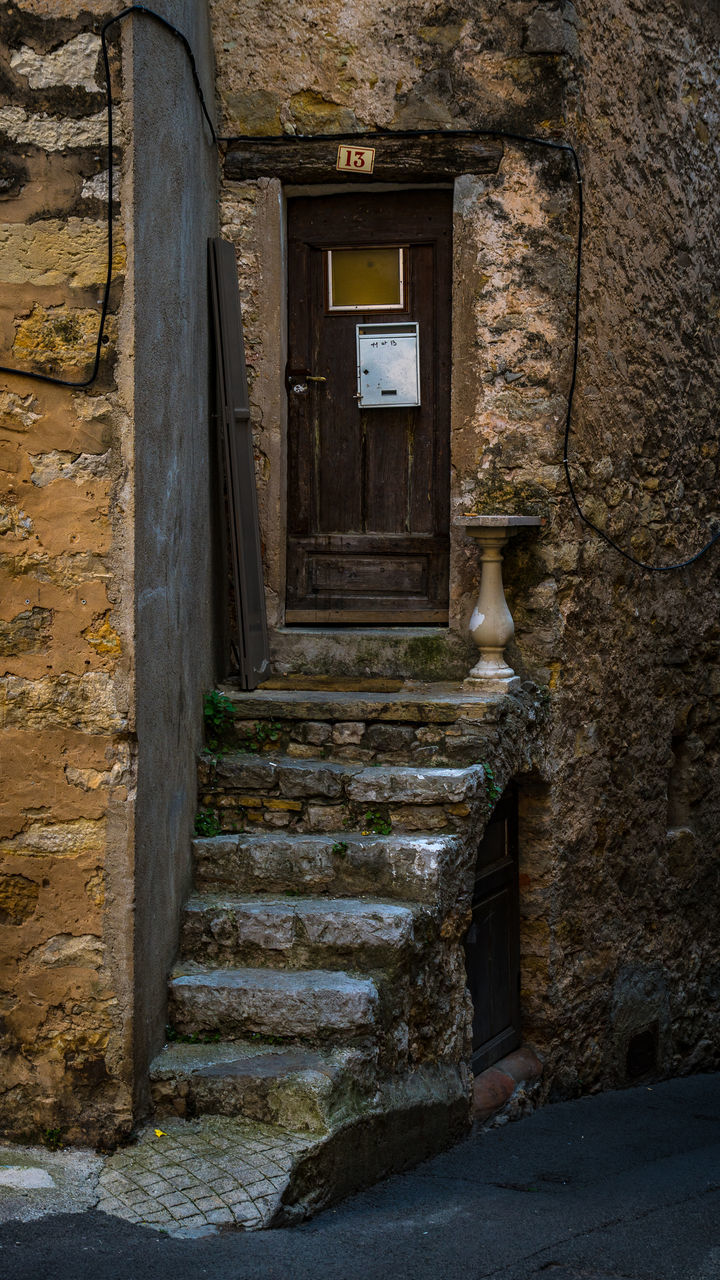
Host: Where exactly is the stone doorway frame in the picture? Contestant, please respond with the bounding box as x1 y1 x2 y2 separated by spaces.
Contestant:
220 136 564 680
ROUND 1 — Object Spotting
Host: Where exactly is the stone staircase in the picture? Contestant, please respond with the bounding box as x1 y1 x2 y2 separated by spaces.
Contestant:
148 680 540 1226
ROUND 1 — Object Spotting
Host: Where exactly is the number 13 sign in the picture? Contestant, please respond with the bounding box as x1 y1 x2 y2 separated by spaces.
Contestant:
336 144 376 174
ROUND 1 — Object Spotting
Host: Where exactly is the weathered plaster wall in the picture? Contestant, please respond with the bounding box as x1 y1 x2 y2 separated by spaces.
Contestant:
517 0 720 1094
0 0 220 1142
0 0 134 1144
213 0 720 1093
128 0 219 1118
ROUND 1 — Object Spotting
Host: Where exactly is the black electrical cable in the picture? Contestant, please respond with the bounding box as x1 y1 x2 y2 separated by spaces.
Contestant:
0 4 217 391
1 7 717 571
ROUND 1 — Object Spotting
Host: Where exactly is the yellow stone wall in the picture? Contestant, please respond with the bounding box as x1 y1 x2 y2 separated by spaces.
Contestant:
0 1 135 1144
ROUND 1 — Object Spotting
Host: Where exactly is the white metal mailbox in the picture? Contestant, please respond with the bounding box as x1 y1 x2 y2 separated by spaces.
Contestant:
356 322 421 408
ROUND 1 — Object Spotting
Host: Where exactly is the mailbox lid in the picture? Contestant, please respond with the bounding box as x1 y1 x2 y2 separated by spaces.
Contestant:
356 322 421 408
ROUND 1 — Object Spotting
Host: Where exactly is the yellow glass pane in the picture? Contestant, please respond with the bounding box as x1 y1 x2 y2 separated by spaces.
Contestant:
330 248 402 308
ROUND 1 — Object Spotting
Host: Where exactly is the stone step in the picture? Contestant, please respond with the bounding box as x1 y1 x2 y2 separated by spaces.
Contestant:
150 1040 374 1134
193 831 460 903
346 764 485 805
168 965 379 1043
203 754 484 803
179 894 418 970
100 1063 469 1235
208 682 510 766
200 754 354 797
273 1061 470 1226
198 754 486 835
222 681 502 726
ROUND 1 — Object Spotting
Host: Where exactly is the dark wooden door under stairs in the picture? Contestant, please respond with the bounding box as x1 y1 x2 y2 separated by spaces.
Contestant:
464 788 522 1074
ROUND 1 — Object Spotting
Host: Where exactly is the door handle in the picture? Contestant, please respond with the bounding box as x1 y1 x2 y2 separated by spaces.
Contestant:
286 368 326 393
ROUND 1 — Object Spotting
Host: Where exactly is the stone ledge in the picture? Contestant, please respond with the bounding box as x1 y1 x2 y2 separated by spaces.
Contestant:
221 681 510 725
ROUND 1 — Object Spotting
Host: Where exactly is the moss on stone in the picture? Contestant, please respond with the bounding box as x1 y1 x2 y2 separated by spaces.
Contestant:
465 475 551 517
404 634 450 680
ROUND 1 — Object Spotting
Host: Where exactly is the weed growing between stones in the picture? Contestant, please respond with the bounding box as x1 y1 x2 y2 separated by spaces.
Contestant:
362 810 393 836
481 762 502 809
203 689 235 750
194 807 221 837
42 1127 63 1150
237 720 282 753
331 840 348 857
166 1026 222 1045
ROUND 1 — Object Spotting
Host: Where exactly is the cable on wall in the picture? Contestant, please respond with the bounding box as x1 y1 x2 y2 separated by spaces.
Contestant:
0 4 217 391
0 6 718 572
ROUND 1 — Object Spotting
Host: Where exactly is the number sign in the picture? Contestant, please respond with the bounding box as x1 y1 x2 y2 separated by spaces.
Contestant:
336 144 376 174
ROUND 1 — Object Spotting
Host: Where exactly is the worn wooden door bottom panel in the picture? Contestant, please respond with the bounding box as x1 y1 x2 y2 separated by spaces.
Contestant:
286 533 449 623
284 608 448 625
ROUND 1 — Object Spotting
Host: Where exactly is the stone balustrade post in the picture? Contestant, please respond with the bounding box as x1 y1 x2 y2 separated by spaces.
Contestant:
456 515 543 691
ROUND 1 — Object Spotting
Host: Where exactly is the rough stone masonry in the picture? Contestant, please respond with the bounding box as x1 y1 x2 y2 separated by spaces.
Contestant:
213 0 720 1098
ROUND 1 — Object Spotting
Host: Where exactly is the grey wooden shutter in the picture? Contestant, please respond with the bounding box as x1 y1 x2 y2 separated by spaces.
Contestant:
209 237 269 689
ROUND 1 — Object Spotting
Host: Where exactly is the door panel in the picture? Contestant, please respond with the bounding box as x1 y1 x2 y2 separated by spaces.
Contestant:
286 191 452 624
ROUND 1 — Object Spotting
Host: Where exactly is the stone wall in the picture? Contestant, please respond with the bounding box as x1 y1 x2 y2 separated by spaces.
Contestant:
211 0 720 1094
0 0 220 1143
0 0 134 1144
521 0 720 1094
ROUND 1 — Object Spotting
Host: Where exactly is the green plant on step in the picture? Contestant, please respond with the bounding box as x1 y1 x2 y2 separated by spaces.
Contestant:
166 1026 222 1045
331 840 348 858
481 762 502 809
194 807 221 838
203 689 235 751
42 1127 63 1151
238 720 282 753
362 809 392 836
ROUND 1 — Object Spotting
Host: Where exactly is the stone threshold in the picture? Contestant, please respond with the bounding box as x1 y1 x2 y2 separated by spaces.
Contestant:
471 1045 544 1128
269 626 473 683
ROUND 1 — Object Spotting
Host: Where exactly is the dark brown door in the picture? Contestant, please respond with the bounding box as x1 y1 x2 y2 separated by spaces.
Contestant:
286 191 452 624
464 788 521 1074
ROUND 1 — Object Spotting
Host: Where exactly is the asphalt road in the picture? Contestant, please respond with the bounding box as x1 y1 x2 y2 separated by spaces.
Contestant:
1 1072 718 1280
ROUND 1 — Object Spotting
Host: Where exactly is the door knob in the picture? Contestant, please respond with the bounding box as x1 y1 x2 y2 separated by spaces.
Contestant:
286 368 326 393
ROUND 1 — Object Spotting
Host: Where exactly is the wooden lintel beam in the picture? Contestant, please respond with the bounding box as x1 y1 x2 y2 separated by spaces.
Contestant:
223 134 503 184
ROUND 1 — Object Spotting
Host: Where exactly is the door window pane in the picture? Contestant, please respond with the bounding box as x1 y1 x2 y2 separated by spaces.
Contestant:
327 247 405 311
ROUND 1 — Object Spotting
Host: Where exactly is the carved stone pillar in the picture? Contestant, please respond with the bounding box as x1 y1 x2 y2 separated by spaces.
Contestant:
457 516 543 690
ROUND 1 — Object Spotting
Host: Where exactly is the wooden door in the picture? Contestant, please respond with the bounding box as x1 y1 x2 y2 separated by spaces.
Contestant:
464 788 521 1074
286 191 452 624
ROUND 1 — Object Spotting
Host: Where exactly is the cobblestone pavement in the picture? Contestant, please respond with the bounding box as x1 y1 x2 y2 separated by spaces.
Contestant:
97 1117 313 1236
0 1117 316 1238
